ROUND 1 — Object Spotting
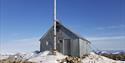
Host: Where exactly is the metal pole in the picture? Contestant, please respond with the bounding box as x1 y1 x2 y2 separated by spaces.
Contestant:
54 0 56 20
53 0 57 54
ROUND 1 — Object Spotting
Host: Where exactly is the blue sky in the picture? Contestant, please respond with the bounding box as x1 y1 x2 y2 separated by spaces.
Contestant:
0 0 125 54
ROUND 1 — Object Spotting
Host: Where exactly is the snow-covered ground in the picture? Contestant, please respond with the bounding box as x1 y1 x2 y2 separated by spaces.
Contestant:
28 51 67 63
82 52 125 63
0 51 125 63
0 54 9 60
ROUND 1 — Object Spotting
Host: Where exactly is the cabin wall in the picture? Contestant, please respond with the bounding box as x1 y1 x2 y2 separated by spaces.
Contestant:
56 28 79 56
40 25 80 56
79 39 90 57
40 29 54 52
86 42 91 54
39 22 90 57
71 39 79 56
40 27 90 57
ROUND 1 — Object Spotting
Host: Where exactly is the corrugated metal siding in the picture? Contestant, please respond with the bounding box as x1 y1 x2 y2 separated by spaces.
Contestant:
40 28 54 52
71 39 79 57
79 39 90 57
86 43 91 54
40 26 80 57
56 28 79 56
40 21 90 57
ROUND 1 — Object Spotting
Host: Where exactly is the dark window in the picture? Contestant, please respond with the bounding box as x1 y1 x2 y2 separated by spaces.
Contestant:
59 40 63 43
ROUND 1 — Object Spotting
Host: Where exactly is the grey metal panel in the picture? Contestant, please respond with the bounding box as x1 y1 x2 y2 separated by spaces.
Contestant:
79 39 85 56
40 28 54 52
79 39 90 57
70 39 79 57
86 42 91 54
56 27 79 56
63 39 71 55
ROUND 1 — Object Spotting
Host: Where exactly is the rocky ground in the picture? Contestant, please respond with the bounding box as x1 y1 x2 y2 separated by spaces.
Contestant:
0 51 125 63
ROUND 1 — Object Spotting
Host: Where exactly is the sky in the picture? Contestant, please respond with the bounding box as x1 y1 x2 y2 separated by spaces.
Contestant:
0 0 125 54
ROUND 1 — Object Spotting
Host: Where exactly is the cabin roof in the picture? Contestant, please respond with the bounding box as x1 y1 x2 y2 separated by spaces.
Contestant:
40 21 91 43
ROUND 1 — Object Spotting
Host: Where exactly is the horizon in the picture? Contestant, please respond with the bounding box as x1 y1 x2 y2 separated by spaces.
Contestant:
0 0 125 54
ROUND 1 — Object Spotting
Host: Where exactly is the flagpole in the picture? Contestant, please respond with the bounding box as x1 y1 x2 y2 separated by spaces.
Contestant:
53 0 57 54
54 0 56 20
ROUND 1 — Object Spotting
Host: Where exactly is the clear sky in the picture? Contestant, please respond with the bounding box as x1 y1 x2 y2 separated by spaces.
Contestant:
0 0 125 54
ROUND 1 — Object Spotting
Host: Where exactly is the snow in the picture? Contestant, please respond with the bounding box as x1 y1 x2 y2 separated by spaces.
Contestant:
112 52 121 54
0 51 125 63
82 52 125 63
8 51 36 61
0 54 9 60
95 50 125 55
28 51 67 63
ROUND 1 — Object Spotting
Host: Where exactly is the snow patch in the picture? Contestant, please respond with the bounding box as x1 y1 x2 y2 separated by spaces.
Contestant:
0 54 9 60
28 51 67 63
0 51 125 63
82 52 125 63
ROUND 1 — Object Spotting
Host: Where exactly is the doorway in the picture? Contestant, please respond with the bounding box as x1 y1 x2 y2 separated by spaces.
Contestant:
64 39 71 55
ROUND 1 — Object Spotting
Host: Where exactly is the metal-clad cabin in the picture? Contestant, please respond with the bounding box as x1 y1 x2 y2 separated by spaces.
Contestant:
39 21 91 57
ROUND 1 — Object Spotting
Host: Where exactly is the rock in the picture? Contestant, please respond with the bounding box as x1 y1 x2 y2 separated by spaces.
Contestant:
59 56 81 63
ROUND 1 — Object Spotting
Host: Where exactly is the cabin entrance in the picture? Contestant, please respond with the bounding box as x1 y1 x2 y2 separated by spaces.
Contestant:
64 39 71 55
58 40 63 53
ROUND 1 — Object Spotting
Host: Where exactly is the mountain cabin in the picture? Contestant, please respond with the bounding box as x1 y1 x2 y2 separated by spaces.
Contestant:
39 21 91 57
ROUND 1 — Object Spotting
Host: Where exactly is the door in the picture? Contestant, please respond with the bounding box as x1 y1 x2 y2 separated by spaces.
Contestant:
64 39 71 55
58 40 63 53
